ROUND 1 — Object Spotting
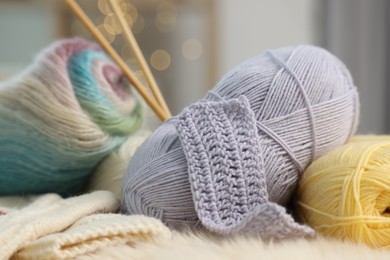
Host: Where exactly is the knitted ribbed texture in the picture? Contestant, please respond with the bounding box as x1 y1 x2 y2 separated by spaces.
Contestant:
177 96 313 237
13 214 171 260
121 45 359 238
0 191 118 260
0 38 142 196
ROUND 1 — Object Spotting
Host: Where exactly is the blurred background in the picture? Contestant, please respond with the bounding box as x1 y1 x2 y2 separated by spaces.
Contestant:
0 0 388 133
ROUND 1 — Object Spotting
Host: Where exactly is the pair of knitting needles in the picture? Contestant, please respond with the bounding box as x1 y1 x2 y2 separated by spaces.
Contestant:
65 0 171 121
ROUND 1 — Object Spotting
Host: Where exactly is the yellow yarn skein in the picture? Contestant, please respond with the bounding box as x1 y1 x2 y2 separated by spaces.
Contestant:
296 136 390 249
349 135 390 143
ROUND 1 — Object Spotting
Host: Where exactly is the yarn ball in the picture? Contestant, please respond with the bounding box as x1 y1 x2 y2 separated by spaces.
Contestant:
296 136 390 248
121 45 359 231
87 130 151 198
0 38 142 196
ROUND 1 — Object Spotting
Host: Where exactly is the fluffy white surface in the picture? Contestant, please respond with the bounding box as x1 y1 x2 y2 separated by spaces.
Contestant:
77 232 390 260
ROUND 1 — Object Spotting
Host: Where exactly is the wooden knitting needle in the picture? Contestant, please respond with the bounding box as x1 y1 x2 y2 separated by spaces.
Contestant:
107 0 172 118
65 0 168 121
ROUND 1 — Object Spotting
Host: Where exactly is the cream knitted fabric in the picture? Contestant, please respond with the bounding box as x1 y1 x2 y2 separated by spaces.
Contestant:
0 191 118 260
177 96 313 238
13 214 171 260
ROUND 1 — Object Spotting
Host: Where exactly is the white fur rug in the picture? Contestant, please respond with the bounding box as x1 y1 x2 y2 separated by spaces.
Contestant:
77 232 390 260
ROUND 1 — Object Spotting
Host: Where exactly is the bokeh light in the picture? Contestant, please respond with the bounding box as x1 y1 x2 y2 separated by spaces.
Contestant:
132 14 145 34
182 39 203 60
97 0 112 15
150 50 171 71
97 24 115 43
104 13 122 35
122 2 138 23
155 2 177 32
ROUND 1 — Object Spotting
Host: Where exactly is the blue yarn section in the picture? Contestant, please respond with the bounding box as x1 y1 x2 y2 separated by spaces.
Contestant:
68 50 114 109
0 111 126 196
68 50 142 135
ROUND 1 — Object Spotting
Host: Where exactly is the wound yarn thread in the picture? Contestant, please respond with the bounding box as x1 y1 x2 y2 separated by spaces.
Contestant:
121 45 359 238
0 38 142 196
296 136 390 248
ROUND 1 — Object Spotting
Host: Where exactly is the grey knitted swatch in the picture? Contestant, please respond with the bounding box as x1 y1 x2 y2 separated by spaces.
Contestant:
177 96 314 238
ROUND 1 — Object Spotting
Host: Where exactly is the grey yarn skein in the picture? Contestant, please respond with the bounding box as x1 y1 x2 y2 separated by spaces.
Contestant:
121 45 359 230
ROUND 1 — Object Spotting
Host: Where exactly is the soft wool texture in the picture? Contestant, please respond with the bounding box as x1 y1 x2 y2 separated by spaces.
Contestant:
122 45 359 238
0 191 118 260
0 38 142 196
296 136 390 249
87 130 151 199
77 232 390 260
13 214 171 260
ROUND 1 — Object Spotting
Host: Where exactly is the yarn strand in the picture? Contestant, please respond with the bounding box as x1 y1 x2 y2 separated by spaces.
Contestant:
267 50 318 161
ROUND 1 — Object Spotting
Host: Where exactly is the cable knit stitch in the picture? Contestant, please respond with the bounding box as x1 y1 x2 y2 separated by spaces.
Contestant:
0 191 118 260
13 214 171 260
177 96 314 238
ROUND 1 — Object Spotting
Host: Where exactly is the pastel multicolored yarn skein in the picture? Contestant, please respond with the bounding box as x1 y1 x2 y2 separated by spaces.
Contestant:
121 45 359 237
0 38 142 196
